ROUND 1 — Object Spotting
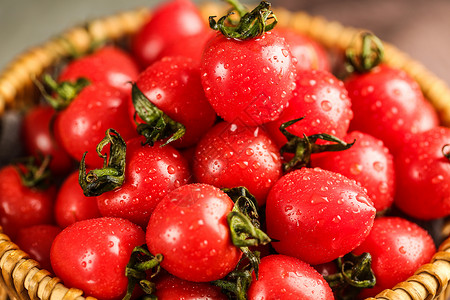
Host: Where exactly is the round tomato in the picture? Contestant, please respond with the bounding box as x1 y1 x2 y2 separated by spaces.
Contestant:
266 167 375 264
201 30 297 125
248 254 334 300
50 217 146 300
193 121 282 205
146 183 242 282
353 217 436 298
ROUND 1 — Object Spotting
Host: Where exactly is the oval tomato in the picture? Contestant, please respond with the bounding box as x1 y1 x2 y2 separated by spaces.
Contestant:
50 217 146 300
266 167 375 264
146 183 242 282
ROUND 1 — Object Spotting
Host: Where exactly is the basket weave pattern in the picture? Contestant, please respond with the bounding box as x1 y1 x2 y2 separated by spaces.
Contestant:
0 4 450 300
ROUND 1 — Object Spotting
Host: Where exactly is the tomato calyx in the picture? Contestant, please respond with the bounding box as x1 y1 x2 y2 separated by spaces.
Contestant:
346 32 384 73
123 244 163 300
79 128 126 196
280 118 355 172
324 253 376 300
36 74 90 110
209 0 277 40
442 144 450 160
132 84 186 147
14 155 52 189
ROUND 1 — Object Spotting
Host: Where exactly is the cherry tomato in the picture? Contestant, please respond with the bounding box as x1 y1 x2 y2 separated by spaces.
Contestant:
132 56 217 148
0 165 55 239
131 0 208 68
50 217 146 300
248 254 334 300
54 83 137 168
16 224 61 272
394 126 450 219
154 273 227 299
201 30 297 125
96 138 191 228
312 131 395 212
265 69 353 148
193 121 282 205
275 27 331 72
266 167 375 264
146 183 242 282
345 64 439 154
353 217 436 298
58 46 139 95
54 171 101 228
21 105 74 175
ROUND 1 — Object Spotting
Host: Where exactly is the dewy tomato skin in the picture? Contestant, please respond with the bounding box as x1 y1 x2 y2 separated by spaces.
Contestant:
50 217 146 300
146 183 242 282
248 255 334 300
201 31 297 126
266 167 376 265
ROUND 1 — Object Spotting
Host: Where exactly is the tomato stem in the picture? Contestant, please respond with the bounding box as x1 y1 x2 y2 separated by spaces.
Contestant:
14 155 52 189
209 1 277 40
132 84 186 146
79 128 126 197
280 118 355 172
346 32 384 73
211 268 253 300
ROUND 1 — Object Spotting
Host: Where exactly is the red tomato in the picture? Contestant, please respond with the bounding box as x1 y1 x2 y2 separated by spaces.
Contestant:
96 138 191 228
58 46 139 95
54 83 137 168
154 273 227 299
146 183 242 282
193 121 282 205
201 30 297 125
312 131 395 212
275 27 331 72
16 224 61 272
158 32 214 65
248 255 334 300
265 69 353 148
266 167 375 264
394 126 450 219
345 64 439 154
21 105 74 175
132 56 216 148
0 165 55 239
50 217 146 300
353 217 436 298
131 0 208 68
54 171 101 228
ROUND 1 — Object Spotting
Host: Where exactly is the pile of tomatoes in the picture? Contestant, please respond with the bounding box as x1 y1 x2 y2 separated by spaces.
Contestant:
1 0 449 299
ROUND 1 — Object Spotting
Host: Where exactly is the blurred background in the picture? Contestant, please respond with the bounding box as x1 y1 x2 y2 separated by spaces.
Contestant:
1 0 449 84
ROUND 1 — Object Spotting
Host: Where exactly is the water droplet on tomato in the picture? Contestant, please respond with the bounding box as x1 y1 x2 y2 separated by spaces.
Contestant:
373 161 384 171
321 100 332 111
350 163 363 175
167 165 176 174
432 175 444 184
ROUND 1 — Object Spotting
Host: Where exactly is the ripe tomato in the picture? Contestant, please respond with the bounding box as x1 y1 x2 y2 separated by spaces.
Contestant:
53 83 137 168
132 56 217 148
131 0 208 68
266 167 375 264
274 27 331 72
21 105 74 175
0 165 55 239
154 273 227 299
146 183 242 282
58 46 139 95
265 69 353 148
345 64 439 154
50 217 146 300
353 217 436 298
248 255 334 300
193 121 282 205
54 171 101 228
312 131 395 212
16 224 61 272
96 137 191 228
158 32 214 65
394 126 450 219
201 30 297 125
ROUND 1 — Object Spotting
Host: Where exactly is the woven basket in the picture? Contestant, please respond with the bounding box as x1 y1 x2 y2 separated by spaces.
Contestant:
0 3 450 300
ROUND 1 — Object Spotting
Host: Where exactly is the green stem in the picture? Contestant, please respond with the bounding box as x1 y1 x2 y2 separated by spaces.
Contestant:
14 155 52 189
79 128 126 197
346 32 384 73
